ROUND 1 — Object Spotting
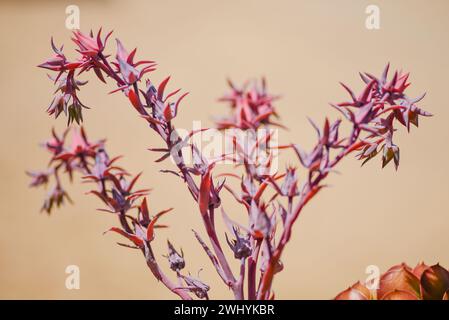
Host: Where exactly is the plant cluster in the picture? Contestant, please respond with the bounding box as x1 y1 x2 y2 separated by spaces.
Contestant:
30 29 432 300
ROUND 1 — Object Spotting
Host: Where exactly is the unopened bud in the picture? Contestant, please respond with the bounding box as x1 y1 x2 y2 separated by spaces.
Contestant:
225 228 251 259
166 240 185 271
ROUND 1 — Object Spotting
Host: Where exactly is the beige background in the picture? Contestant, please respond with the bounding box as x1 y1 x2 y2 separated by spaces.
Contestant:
0 0 448 299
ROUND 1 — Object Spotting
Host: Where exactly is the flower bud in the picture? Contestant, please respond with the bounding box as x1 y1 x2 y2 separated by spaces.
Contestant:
225 227 251 259
280 167 298 197
166 240 185 271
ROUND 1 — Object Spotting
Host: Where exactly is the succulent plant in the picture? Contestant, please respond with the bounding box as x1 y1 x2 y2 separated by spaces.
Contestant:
31 28 435 300
335 262 449 300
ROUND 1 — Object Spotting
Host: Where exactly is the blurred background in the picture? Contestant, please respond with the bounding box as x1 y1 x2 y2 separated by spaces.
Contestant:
0 0 448 299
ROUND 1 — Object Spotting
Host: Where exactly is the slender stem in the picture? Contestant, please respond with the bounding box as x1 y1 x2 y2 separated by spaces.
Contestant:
79 154 92 175
144 243 192 300
119 210 133 233
247 239 261 300
98 53 126 86
201 212 236 286
235 258 246 300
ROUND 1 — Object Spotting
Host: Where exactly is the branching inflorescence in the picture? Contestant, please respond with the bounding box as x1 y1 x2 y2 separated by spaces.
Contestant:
29 29 432 300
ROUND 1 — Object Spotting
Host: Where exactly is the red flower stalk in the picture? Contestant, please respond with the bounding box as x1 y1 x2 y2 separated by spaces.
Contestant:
30 28 434 300
29 126 191 299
